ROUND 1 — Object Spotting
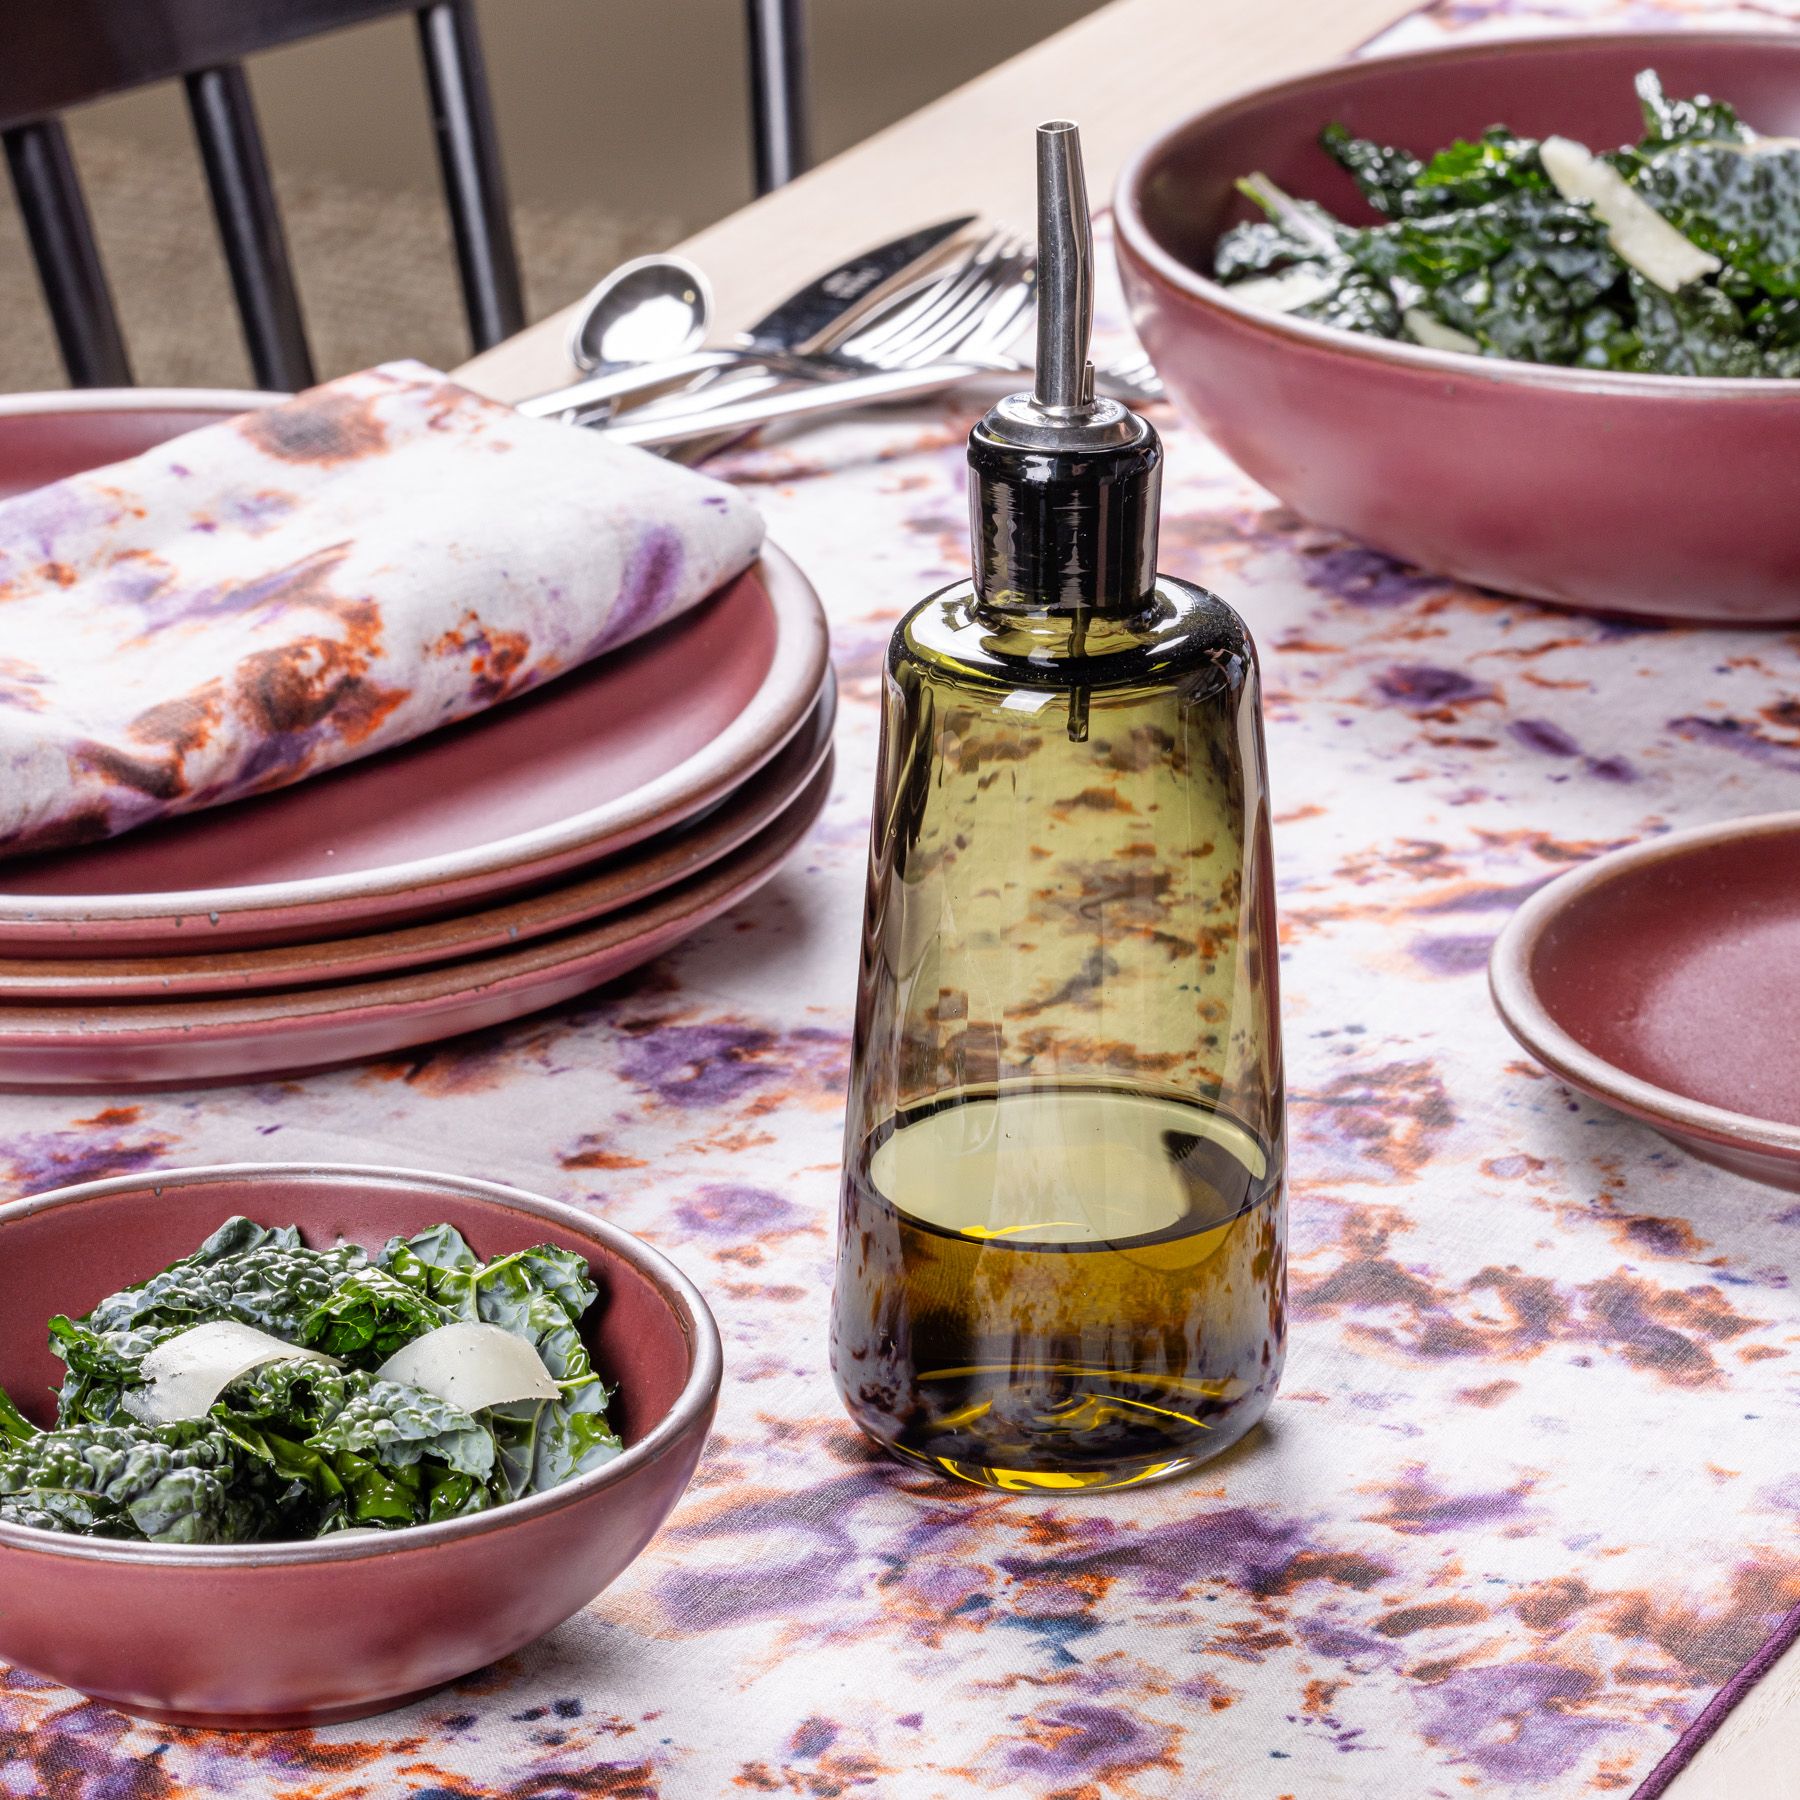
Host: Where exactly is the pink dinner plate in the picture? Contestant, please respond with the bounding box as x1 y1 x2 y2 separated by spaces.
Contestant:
0 754 831 1090
0 390 830 955
1490 813 1800 1189
0 673 835 999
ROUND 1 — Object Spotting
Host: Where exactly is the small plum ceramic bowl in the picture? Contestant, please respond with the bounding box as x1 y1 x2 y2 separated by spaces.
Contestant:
1115 31 1800 623
0 1163 722 1727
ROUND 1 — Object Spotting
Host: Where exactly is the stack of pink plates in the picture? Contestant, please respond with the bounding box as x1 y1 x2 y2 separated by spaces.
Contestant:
0 393 836 1089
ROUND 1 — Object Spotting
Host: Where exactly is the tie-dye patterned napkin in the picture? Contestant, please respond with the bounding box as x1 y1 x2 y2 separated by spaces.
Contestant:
0 360 764 855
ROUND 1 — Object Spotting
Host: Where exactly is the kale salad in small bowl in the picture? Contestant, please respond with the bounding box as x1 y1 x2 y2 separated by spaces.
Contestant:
1114 31 1800 621
0 1163 720 1727
0 1213 624 1543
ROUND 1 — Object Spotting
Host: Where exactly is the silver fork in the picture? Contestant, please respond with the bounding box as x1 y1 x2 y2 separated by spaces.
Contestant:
609 231 1037 425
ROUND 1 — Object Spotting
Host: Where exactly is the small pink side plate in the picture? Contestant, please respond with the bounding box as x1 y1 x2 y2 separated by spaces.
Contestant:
1490 814 1800 1188
0 391 829 954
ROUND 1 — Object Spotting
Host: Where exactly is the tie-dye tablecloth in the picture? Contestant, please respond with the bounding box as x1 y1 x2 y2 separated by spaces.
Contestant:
7 0 1800 1793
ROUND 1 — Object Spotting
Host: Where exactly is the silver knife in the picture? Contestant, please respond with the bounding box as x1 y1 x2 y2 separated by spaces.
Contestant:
516 216 977 422
597 359 987 450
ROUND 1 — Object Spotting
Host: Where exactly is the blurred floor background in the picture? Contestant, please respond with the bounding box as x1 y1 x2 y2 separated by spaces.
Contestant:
0 0 1103 392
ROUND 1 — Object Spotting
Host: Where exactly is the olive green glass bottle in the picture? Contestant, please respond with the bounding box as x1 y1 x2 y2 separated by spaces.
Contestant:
829 123 1286 1493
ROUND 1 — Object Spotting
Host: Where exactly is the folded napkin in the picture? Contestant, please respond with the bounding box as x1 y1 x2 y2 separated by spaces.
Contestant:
0 360 765 855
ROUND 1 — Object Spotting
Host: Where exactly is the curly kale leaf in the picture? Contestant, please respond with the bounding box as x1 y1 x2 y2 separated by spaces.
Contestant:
378 1222 480 1308
301 1266 447 1362
1626 270 1765 375
211 1359 495 1532
307 1376 493 1478
1321 122 1426 218
1321 121 1544 220
0 1383 39 1446
0 1419 271 1543
1351 192 1623 363
1415 127 1548 210
52 1217 373 1424
1635 69 1750 149
1633 141 1800 298
1213 219 1321 282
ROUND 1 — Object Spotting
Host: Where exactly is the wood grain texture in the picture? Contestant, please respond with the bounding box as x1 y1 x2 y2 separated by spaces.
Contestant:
452 0 1419 401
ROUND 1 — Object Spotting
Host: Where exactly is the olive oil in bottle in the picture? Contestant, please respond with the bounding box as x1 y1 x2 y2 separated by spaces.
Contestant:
829 121 1286 1493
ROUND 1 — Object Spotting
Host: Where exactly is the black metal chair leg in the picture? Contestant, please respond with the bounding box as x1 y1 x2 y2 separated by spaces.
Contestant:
3 119 132 388
744 0 810 196
186 64 316 393
416 0 524 352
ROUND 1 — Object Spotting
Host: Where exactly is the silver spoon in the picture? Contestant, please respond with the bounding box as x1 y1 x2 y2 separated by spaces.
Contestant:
565 254 713 374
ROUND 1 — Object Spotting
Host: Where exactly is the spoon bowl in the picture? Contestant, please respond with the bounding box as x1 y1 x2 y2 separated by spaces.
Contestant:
566 254 712 373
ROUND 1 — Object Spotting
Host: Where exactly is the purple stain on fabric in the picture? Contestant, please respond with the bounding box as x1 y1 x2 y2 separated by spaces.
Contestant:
1003 1703 1173 1782
1304 545 1443 608
1299 1617 1393 1662
1670 716 1800 771
134 544 346 634
616 1022 782 1109
1508 718 1580 757
1419 877 1554 915
675 1183 803 1236
1418 1661 1620 1782
598 525 685 649
999 1505 1315 1603
1409 934 1495 976
2 1128 168 1191
788 1718 839 1759
1375 666 1491 708
1586 754 1637 782
0 482 109 562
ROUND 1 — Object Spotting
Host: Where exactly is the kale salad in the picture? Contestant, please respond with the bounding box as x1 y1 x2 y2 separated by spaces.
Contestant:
0 1217 621 1544
1212 70 1800 376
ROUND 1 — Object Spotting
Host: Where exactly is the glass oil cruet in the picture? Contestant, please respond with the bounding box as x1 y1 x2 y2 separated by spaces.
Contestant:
829 120 1287 1493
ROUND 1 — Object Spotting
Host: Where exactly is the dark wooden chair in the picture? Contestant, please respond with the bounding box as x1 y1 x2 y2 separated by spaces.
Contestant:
2 0 812 392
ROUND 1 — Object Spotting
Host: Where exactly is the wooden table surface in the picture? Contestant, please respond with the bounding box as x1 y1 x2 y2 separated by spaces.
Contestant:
458 4 1797 1793
454 0 1418 405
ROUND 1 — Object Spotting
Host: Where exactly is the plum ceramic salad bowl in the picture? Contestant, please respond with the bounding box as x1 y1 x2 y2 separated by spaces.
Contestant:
1114 31 1800 622
0 1163 721 1727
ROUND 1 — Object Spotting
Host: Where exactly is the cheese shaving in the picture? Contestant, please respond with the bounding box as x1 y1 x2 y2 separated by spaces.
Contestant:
123 1321 338 1424
1225 263 1339 316
1539 135 1721 292
377 1322 560 1413
1403 308 1483 354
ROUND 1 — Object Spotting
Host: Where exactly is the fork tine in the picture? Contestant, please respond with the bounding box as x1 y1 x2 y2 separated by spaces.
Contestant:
870 250 1037 369
879 261 1026 365
839 232 1024 364
830 234 1005 361
952 263 1037 362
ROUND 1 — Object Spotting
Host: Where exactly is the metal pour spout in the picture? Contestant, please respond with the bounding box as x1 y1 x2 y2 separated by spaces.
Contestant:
1033 120 1096 417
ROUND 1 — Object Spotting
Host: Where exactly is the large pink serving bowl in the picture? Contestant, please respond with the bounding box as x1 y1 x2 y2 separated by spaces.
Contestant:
0 1163 721 1727
1115 31 1800 623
